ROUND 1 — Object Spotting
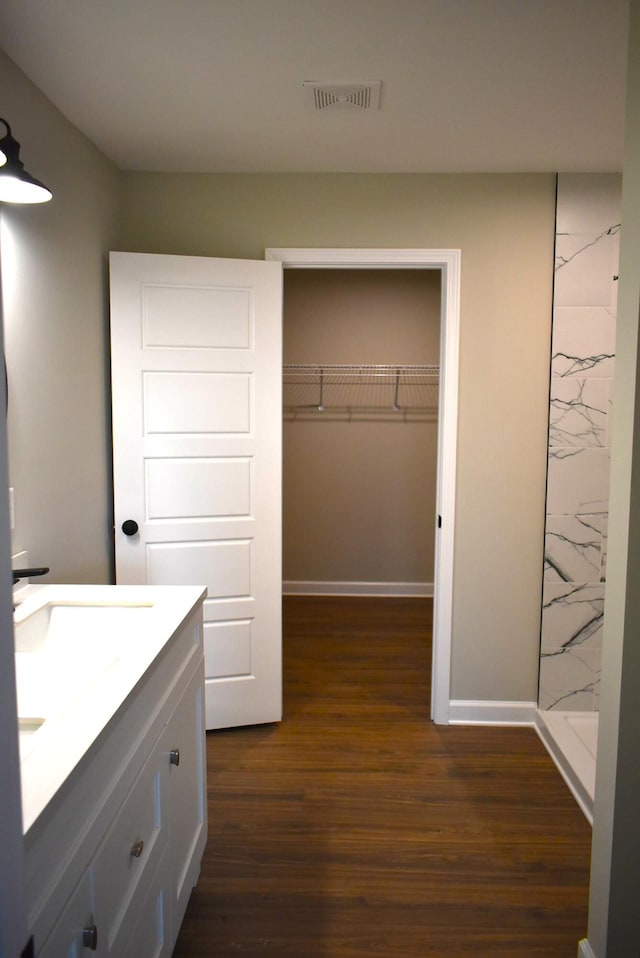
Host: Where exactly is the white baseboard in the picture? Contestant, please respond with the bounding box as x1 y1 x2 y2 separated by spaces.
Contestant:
282 580 433 597
578 939 597 958
448 700 538 726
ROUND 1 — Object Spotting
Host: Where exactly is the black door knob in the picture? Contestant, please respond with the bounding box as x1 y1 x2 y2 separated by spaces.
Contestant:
121 519 139 536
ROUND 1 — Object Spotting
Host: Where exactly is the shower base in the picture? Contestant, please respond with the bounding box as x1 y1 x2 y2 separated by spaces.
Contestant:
535 709 598 824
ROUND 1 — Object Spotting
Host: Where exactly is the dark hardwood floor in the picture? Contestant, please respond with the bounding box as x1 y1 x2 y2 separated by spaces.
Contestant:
173 596 592 957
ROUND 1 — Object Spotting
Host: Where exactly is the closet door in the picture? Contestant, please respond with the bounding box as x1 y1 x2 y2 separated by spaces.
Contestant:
110 251 283 730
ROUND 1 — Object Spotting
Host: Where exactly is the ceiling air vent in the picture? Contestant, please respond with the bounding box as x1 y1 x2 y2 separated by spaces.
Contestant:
303 81 382 112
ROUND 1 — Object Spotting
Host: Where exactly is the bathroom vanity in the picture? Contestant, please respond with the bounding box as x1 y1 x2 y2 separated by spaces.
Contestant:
14 584 207 957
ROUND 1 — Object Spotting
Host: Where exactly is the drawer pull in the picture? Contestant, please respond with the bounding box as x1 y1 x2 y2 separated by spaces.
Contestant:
130 839 145 858
82 924 98 950
169 748 180 767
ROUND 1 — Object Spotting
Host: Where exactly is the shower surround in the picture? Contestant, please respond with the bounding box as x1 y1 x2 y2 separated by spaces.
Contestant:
539 173 621 713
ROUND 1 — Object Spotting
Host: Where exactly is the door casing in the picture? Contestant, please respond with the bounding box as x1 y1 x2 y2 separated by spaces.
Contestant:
266 247 460 724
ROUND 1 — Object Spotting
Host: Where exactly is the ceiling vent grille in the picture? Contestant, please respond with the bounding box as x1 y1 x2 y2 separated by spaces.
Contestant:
303 81 381 112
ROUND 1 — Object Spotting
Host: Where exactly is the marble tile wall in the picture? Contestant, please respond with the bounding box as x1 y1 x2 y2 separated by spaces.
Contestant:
539 174 621 712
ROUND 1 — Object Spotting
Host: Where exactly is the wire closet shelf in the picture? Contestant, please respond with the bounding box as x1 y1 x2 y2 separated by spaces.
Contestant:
283 363 440 413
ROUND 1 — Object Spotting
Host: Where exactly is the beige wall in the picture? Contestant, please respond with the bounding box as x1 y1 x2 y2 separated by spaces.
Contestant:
283 269 440 587
0 51 120 583
0 62 557 702
121 171 556 701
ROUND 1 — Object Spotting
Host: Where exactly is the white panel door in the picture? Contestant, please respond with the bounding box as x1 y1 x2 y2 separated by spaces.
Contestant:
109 251 282 729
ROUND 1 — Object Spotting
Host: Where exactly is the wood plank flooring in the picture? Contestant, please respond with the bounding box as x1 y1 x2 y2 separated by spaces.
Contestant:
173 596 592 958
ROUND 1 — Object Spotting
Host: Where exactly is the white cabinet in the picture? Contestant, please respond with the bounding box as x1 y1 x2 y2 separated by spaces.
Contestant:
121 853 169 958
37 871 94 958
162 667 207 936
92 730 166 956
24 594 207 957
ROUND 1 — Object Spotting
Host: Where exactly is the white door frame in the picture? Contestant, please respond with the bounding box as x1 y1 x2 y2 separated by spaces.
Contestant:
266 248 460 724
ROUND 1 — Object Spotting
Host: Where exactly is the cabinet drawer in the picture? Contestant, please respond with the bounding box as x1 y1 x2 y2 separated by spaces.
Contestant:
92 741 167 953
37 870 95 958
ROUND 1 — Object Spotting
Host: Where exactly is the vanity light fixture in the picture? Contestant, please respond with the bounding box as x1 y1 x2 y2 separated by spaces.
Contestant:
0 117 52 204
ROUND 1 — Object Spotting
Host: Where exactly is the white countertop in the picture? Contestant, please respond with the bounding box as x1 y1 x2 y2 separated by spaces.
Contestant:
14 583 206 834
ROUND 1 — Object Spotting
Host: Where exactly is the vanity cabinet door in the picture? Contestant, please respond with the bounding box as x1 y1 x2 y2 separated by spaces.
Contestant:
92 742 167 955
37 870 98 958
120 852 171 958
163 663 207 944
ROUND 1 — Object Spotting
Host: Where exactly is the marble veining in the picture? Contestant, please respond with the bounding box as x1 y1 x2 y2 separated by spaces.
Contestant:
544 516 602 583
549 379 609 447
552 349 615 378
555 223 621 272
540 175 620 714
551 306 616 379
542 583 604 648
539 645 600 711
539 675 599 712
554 228 620 308
546 446 611 516
540 628 601 711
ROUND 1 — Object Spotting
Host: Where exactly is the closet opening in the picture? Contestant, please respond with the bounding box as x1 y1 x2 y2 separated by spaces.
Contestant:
267 247 461 725
282 267 439 712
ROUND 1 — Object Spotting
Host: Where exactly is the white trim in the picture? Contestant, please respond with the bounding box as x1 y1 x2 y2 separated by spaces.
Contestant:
283 580 433 597
448 700 538 726
266 248 460 726
578 939 597 958
534 711 594 825
431 250 459 725
266 247 461 269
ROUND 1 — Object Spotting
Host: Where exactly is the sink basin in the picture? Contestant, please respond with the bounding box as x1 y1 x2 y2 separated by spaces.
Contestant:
15 601 155 655
18 716 45 734
14 600 155 754
17 717 46 758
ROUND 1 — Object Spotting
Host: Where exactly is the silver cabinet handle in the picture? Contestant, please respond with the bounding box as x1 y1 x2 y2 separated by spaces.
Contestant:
169 748 180 767
130 839 144 858
82 924 98 950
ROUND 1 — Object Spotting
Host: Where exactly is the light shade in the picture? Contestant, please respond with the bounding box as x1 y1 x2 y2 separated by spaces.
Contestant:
0 118 52 204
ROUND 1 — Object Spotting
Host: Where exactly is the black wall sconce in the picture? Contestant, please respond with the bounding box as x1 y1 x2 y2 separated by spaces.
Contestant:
0 118 52 204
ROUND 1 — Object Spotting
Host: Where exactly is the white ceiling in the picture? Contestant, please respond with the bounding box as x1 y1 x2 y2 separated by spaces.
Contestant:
0 0 630 173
